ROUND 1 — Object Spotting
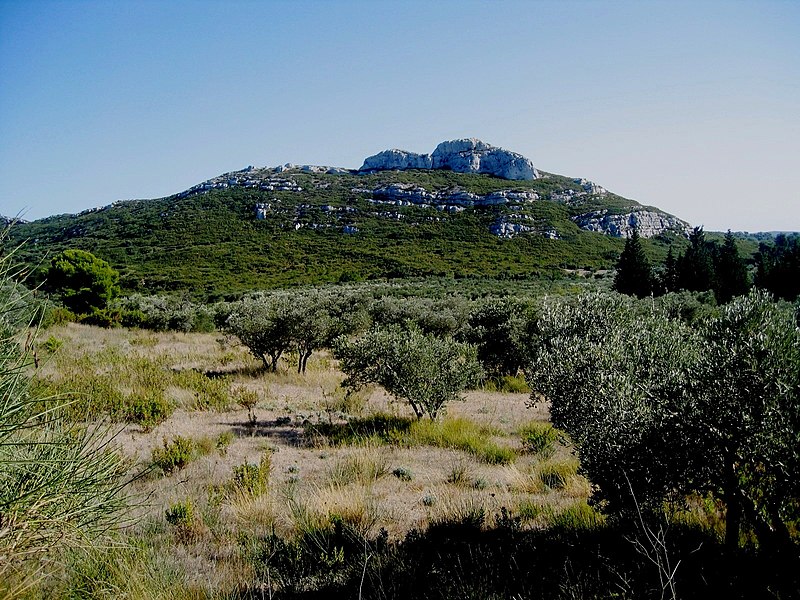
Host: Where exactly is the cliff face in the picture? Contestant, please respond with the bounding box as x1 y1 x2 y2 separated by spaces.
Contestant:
572 209 690 238
360 138 538 180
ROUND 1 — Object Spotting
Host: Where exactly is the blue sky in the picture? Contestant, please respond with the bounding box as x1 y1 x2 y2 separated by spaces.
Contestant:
1 0 798 231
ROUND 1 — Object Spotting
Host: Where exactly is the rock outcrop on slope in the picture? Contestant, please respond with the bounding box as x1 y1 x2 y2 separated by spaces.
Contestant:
572 209 690 238
360 149 432 172
359 138 538 180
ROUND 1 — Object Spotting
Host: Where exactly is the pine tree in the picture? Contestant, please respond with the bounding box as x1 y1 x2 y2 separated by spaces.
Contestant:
662 246 678 293
677 226 715 292
613 228 652 298
714 230 749 304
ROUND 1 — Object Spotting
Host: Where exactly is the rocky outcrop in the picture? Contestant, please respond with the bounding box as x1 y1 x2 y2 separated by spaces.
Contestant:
359 138 538 180
357 183 539 209
572 209 690 238
430 139 537 180
360 149 432 172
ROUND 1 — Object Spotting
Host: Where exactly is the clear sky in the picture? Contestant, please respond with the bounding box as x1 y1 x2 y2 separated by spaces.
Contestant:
1 0 798 231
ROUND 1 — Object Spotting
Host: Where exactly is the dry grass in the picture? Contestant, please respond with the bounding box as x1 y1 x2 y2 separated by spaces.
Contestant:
25 324 593 596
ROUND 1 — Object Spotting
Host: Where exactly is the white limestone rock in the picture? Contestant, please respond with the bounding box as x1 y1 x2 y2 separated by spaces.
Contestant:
360 149 432 172
572 209 690 238
359 139 538 180
431 138 538 180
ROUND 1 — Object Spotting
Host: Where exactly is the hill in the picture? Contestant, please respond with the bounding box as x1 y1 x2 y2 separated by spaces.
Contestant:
4 140 693 299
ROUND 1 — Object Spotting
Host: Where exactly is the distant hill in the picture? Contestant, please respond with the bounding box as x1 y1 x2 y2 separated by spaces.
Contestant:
4 140 694 299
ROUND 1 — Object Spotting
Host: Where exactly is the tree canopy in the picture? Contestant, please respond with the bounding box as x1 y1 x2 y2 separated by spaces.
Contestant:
47 249 119 314
613 228 652 298
526 290 800 552
335 325 482 420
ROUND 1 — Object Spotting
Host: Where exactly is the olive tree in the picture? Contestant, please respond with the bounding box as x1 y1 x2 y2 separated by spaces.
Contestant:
225 292 295 371
691 291 799 551
527 292 702 516
334 325 482 420
457 296 534 378
526 290 800 551
290 289 369 374
226 289 369 374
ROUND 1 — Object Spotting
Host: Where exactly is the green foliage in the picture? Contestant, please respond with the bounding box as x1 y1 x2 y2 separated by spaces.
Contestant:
164 499 195 529
151 436 198 474
335 325 483 419
519 421 561 458
215 430 234 455
112 293 216 332
755 232 800 301
224 292 296 371
232 453 271 496
0 241 129 583
47 248 120 314
457 296 533 378
676 227 716 294
41 334 63 353
613 228 652 298
713 230 750 304
526 289 800 551
5 170 640 299
123 389 173 430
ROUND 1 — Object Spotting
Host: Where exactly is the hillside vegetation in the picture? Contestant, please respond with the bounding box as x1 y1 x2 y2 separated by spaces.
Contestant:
5 169 687 299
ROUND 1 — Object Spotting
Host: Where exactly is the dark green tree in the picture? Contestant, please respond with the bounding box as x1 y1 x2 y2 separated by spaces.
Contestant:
755 233 800 301
47 249 120 314
613 228 652 298
662 246 679 293
677 227 715 293
713 230 749 304
457 297 532 378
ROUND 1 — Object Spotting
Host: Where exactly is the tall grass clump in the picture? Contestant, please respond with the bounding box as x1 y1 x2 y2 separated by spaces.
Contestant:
0 239 130 590
519 421 563 458
407 417 516 465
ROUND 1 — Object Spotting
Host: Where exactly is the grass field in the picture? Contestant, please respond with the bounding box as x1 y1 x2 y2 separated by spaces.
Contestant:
22 323 599 598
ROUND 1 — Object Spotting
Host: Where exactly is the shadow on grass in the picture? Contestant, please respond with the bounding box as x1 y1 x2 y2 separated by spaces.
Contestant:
303 414 416 447
234 515 800 600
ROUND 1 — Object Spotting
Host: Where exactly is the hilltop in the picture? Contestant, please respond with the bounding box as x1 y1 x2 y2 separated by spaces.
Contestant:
5 140 692 298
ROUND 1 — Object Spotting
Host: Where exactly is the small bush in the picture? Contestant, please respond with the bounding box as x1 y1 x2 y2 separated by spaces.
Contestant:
193 376 231 411
152 436 196 474
216 431 234 455
392 466 413 482
124 390 173 430
40 304 76 328
232 453 271 496
165 499 195 529
165 499 204 542
41 335 63 353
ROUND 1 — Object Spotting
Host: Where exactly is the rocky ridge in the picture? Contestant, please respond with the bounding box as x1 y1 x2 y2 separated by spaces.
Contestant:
360 138 538 180
163 139 690 239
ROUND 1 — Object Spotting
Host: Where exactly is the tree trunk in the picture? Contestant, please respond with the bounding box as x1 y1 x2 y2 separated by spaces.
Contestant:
299 350 312 374
724 453 741 551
